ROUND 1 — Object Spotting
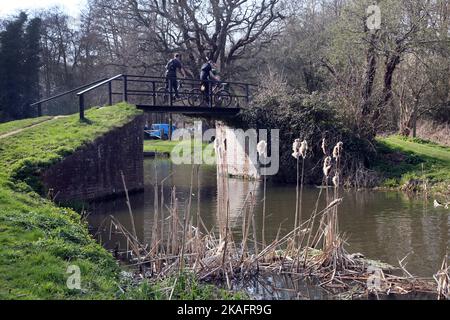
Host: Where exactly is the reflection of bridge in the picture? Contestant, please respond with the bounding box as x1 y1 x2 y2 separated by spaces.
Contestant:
31 74 256 119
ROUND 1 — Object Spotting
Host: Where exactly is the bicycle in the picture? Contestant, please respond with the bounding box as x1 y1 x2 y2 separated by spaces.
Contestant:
188 81 232 108
156 80 189 106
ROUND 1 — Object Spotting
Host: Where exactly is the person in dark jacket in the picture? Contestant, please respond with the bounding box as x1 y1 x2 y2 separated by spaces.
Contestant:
200 59 219 105
165 53 187 99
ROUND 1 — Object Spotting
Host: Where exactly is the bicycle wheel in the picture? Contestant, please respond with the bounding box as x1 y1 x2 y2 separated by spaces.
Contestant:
188 89 203 107
180 89 190 106
214 90 232 108
156 87 169 105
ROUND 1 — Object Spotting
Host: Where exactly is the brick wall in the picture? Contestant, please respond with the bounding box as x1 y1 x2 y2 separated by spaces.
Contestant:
41 115 145 202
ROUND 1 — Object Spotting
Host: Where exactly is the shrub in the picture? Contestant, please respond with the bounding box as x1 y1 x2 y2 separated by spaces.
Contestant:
233 90 375 185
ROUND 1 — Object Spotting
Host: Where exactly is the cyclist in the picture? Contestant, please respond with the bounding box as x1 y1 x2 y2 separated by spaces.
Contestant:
200 58 219 105
165 53 188 100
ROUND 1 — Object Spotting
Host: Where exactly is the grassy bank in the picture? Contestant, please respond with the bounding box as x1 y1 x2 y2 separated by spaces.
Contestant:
0 104 242 300
0 103 142 299
0 116 52 136
374 135 450 196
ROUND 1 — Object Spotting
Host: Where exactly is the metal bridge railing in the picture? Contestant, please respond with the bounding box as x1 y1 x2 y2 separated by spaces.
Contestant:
77 74 124 119
31 74 257 120
30 78 108 117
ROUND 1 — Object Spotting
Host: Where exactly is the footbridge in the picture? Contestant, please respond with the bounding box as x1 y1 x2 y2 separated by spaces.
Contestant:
31 74 256 119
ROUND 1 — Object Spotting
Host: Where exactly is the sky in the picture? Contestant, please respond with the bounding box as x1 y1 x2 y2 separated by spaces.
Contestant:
0 0 86 18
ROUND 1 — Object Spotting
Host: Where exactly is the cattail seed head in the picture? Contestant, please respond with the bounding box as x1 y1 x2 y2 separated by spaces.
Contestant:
300 140 308 159
333 142 344 160
321 138 327 155
292 139 301 159
323 156 332 178
292 139 301 152
257 140 268 158
332 174 339 187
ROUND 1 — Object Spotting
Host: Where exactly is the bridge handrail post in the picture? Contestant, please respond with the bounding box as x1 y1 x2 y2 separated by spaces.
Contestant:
122 75 128 102
108 81 113 106
169 78 173 107
30 77 108 111
79 94 85 120
152 81 156 106
245 84 250 105
169 114 173 141
208 80 212 108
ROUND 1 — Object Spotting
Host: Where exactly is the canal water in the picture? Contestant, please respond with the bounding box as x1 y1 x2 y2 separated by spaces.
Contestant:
88 158 449 281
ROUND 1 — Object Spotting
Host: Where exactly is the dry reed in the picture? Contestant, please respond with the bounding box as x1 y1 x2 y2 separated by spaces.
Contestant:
105 143 440 299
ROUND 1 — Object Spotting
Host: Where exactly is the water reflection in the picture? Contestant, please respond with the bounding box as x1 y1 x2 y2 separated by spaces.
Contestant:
232 275 332 300
88 159 449 278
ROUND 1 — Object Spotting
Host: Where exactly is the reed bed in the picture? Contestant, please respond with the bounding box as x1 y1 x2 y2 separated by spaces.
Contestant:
103 141 442 300
434 254 449 300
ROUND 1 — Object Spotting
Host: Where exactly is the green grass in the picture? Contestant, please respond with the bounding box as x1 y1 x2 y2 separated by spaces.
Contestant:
0 187 121 299
0 104 241 300
0 104 142 195
374 135 450 194
0 103 141 299
0 116 52 135
144 139 214 156
144 140 181 153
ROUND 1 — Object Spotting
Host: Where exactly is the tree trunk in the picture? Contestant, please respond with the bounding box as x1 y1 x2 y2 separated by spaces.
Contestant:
361 32 378 117
372 52 402 134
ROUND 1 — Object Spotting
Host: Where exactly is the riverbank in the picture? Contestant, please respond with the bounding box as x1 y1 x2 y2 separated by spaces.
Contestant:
0 103 144 299
94 160 441 299
144 135 449 199
373 135 450 198
0 104 237 300
144 140 213 158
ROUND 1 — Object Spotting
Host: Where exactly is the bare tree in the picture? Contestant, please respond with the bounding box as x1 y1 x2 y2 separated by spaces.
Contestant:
122 0 285 77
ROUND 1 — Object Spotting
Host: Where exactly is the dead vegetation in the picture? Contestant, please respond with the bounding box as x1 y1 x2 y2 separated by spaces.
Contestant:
416 121 450 147
434 254 449 300
99 141 443 300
